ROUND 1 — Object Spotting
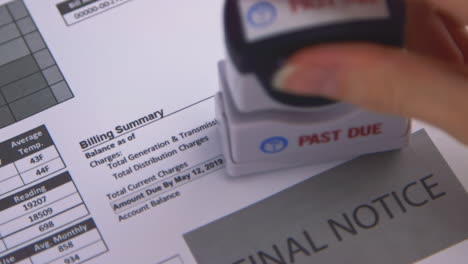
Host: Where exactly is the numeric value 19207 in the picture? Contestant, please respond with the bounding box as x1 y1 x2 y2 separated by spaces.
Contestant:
23 196 47 211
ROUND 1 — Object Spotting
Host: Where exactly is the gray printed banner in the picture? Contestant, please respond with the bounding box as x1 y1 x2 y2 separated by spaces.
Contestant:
184 130 468 264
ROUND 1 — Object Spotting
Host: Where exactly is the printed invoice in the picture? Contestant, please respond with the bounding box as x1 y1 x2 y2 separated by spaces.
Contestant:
0 1 467 263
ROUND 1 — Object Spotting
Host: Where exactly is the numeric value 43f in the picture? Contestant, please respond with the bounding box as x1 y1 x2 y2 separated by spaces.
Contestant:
30 154 44 164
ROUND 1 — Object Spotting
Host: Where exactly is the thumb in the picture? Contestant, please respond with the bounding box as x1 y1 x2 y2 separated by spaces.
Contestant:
273 44 468 144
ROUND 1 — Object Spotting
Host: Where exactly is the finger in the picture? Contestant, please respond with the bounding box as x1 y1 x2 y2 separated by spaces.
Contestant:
273 44 468 144
422 0 468 25
405 0 464 63
438 14 468 63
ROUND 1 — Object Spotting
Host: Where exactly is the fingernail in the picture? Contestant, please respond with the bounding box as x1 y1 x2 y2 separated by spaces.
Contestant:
272 65 338 98
272 65 296 91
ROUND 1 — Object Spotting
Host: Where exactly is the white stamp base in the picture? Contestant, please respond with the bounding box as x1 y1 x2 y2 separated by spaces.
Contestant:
216 61 410 177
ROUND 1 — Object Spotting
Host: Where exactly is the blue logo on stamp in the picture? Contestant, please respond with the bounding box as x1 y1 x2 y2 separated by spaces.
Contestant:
247 2 277 27
260 137 288 154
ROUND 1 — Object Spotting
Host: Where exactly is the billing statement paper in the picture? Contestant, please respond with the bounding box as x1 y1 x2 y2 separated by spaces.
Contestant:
0 0 468 264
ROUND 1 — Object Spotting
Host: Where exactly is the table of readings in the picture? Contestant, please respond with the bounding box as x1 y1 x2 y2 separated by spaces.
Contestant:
0 126 108 264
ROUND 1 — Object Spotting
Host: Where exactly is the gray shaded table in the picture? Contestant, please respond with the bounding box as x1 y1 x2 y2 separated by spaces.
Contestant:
0 0 73 129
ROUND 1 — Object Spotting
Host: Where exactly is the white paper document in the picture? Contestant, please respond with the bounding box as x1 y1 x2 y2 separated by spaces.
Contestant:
0 1 467 264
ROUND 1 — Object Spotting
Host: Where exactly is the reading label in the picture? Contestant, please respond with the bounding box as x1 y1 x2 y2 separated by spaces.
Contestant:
239 0 390 42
